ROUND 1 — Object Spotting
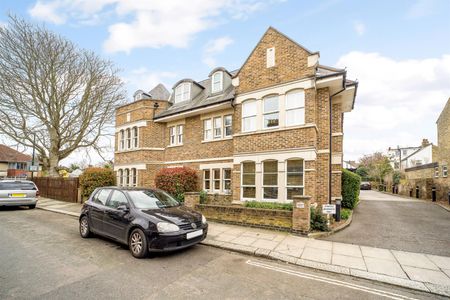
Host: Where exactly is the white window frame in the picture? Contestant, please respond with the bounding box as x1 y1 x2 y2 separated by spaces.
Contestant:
285 90 305 127
132 127 138 148
203 170 211 191
241 161 256 200
242 100 257 132
177 125 183 145
434 166 439 178
117 169 123 187
224 115 233 137
443 165 448 178
119 130 125 150
212 169 221 192
124 169 129 187
126 128 131 149
263 95 279 129
211 71 223 93
203 114 232 141
174 82 191 103
223 168 231 194
266 47 275 68
203 119 212 141
169 125 183 146
262 160 278 201
130 168 137 187
213 117 222 139
286 159 304 200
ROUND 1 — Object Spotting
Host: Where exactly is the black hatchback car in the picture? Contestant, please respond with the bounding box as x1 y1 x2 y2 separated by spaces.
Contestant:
79 187 208 258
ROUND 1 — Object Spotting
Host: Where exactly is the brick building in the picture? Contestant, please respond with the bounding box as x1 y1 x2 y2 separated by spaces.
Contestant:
0 144 32 178
114 27 358 218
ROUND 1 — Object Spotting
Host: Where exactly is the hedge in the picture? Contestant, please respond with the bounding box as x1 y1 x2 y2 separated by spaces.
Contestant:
341 169 361 209
79 167 115 198
154 167 199 202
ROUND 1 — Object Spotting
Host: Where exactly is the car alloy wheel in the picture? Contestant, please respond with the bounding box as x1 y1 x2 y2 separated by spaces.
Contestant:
129 228 148 258
79 216 91 238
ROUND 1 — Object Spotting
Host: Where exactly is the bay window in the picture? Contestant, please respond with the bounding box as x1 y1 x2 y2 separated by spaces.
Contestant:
286 159 304 200
242 100 257 132
262 160 278 199
213 117 222 139
224 115 232 137
263 95 279 129
285 90 305 126
212 71 223 93
242 161 256 199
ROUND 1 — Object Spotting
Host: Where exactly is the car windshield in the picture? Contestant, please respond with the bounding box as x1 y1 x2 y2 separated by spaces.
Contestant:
0 182 36 190
127 190 180 209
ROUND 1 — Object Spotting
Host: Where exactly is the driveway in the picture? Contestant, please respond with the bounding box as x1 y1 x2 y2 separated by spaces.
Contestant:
322 190 450 256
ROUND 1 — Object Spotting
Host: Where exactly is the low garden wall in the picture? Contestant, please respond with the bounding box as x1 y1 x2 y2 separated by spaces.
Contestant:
195 204 293 231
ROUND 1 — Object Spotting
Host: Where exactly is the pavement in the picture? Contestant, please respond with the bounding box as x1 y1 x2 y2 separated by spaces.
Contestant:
1 208 444 300
323 190 450 256
35 196 450 297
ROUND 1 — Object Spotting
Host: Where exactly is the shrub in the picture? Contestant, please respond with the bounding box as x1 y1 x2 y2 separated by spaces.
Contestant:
244 201 293 211
154 167 199 202
199 190 208 204
310 207 329 231
79 167 115 198
341 169 361 209
340 208 351 220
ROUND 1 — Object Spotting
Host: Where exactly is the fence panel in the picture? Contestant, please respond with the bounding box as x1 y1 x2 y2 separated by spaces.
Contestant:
33 177 79 202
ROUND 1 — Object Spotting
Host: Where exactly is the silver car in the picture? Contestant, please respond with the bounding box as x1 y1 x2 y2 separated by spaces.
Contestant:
0 180 39 209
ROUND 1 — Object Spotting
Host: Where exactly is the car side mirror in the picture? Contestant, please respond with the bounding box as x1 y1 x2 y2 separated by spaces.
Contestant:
117 204 129 212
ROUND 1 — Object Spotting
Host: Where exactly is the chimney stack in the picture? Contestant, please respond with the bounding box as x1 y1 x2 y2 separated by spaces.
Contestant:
421 138 430 148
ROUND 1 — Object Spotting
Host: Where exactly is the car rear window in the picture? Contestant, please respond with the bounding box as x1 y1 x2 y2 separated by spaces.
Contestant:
0 182 37 190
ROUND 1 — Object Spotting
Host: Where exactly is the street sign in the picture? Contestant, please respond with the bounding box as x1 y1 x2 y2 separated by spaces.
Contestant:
322 204 336 215
29 165 39 172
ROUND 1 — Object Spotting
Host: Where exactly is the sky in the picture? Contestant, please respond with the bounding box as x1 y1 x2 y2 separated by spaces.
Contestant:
0 0 449 166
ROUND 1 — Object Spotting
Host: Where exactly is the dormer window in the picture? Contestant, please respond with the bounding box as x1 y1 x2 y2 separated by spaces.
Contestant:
211 71 223 93
174 82 191 103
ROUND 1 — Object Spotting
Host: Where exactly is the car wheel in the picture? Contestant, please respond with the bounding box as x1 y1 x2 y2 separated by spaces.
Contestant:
129 228 148 258
79 216 91 238
28 204 36 209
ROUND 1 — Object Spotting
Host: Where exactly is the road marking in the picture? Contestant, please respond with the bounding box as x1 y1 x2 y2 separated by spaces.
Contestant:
246 260 419 300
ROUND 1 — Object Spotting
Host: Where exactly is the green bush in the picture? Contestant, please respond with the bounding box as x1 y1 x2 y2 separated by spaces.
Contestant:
244 201 293 211
154 167 199 203
310 207 329 231
341 169 361 209
79 167 115 198
340 208 351 220
199 190 208 204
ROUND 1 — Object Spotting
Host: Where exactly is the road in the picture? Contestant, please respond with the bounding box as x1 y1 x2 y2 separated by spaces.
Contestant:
0 208 443 300
323 190 450 256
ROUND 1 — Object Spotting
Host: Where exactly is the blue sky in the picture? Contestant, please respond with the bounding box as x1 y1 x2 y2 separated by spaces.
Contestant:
1 0 450 165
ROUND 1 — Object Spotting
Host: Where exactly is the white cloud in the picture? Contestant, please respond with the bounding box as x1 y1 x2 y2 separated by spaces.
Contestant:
202 36 234 68
353 21 365 36
336 52 450 161
28 0 278 53
407 0 437 19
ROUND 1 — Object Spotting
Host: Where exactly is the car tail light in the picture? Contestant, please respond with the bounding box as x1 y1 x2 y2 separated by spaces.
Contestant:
36 190 40 197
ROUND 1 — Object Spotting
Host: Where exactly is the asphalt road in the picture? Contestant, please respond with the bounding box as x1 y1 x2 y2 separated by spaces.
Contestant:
323 190 450 256
0 208 442 300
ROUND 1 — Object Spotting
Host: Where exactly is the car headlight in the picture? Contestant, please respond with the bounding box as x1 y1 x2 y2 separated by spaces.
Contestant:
157 222 180 233
202 215 207 224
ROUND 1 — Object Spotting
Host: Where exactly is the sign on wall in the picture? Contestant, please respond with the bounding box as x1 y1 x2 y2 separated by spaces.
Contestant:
322 204 336 215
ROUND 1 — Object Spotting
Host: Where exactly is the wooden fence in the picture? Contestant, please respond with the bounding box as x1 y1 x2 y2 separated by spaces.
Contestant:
32 177 80 203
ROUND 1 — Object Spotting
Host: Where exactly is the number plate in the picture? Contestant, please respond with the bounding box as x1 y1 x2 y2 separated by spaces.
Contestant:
186 229 203 240
10 193 26 198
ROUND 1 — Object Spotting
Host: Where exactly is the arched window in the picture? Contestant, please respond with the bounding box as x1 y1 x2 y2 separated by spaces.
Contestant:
124 169 129 187
119 130 125 150
285 90 305 126
174 82 191 103
131 168 137 187
126 128 131 149
242 161 256 199
286 159 304 200
117 169 123 186
211 71 223 93
262 160 278 200
263 95 279 129
132 127 138 148
242 100 257 132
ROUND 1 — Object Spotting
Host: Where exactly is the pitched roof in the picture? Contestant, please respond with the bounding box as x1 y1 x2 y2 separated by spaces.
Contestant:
148 84 170 101
154 70 238 119
0 145 31 163
436 97 450 124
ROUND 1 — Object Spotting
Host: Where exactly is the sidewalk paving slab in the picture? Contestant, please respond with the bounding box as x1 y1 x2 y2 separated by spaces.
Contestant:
36 197 450 297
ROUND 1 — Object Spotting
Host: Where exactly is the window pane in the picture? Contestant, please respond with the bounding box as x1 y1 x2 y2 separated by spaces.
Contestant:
204 170 210 179
204 119 212 130
214 180 220 190
225 126 232 136
205 180 210 190
214 117 222 138
286 108 305 126
213 169 220 179
243 116 256 131
243 174 255 185
287 187 303 200
263 174 277 186
264 96 278 112
263 112 279 128
107 191 128 209
243 162 255 173
223 169 231 179
263 187 278 199
287 159 303 173
243 187 256 198
264 161 277 172
287 174 303 186
242 101 257 117
286 91 305 109
224 115 232 126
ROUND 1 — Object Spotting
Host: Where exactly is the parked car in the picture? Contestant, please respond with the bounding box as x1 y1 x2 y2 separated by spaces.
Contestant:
0 180 39 208
79 187 208 258
360 181 372 190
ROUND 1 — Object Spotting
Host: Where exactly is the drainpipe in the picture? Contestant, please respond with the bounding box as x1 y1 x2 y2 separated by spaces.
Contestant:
328 74 346 205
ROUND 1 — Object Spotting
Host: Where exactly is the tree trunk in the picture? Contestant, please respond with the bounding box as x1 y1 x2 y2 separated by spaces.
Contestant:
48 154 59 177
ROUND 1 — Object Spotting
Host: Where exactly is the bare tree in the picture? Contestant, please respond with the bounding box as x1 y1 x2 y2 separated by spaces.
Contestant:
0 16 125 176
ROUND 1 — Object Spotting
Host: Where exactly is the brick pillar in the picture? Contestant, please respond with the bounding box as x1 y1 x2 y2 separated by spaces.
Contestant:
292 195 311 232
184 192 200 209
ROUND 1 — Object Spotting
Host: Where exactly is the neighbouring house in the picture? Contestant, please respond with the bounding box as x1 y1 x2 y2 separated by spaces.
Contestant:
387 146 421 170
0 144 32 178
395 98 450 201
114 27 358 231
343 160 358 172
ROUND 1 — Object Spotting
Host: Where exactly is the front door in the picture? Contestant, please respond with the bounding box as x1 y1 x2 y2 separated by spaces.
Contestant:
103 190 131 243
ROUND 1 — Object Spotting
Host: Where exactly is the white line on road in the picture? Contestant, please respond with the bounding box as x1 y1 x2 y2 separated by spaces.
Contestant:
246 260 419 300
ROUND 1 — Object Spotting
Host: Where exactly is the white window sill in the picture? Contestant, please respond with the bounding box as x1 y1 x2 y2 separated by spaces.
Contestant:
201 137 233 143
204 191 231 196
167 144 183 148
